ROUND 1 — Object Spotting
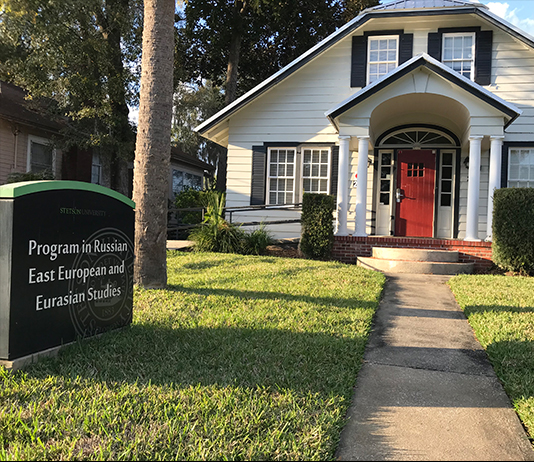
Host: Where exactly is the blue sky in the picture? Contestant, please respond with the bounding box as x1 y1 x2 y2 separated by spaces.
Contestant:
475 1 534 36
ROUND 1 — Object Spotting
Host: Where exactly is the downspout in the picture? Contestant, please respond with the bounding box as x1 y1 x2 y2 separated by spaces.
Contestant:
12 125 20 170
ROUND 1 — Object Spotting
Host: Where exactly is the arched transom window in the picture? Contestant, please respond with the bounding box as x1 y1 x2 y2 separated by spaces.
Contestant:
379 128 458 148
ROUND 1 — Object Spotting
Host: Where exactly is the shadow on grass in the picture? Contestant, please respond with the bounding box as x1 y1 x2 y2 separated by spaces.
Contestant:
166 284 377 311
22 325 368 398
463 304 534 315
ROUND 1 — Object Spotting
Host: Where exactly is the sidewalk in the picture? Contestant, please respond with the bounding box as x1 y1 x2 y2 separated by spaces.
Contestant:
336 273 534 461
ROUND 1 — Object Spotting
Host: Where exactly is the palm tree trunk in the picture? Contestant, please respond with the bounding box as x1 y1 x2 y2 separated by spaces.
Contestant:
133 0 175 288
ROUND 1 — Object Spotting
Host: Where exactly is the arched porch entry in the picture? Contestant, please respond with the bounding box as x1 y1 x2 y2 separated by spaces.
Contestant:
373 125 461 238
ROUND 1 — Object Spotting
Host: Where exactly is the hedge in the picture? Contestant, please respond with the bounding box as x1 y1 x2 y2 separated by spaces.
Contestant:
492 187 534 274
299 193 335 259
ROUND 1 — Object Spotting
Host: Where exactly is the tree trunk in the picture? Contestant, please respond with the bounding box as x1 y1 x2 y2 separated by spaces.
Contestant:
217 0 245 192
133 0 175 288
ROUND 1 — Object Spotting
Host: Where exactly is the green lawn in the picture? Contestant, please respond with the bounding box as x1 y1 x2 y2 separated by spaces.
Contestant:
448 275 534 442
0 252 385 461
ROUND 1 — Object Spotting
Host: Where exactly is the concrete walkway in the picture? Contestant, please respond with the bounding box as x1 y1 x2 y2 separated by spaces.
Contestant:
336 273 534 461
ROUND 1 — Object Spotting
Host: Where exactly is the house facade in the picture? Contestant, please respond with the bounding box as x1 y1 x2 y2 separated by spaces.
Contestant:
195 0 534 263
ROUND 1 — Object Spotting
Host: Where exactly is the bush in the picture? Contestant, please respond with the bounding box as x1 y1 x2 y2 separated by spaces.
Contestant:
242 224 274 255
7 170 54 183
189 191 274 255
189 190 245 253
492 188 534 274
299 193 335 259
170 187 206 239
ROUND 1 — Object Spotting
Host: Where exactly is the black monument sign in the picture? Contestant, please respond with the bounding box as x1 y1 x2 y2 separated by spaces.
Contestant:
0 181 135 360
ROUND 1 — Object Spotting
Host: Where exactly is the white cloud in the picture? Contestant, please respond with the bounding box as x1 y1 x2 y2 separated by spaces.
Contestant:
129 106 139 126
486 2 534 36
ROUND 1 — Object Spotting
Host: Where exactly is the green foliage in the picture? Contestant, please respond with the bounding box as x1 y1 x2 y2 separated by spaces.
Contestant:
299 193 335 260
492 188 534 274
174 187 206 226
189 191 274 255
189 190 245 253
0 0 142 186
171 82 225 169
242 224 274 256
179 0 379 99
6 170 54 183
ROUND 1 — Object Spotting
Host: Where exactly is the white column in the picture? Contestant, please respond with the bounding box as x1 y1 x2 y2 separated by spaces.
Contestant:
354 136 370 237
465 135 483 241
486 136 504 241
335 136 351 236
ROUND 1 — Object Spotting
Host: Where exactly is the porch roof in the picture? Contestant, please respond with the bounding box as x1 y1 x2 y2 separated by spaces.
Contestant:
325 53 522 132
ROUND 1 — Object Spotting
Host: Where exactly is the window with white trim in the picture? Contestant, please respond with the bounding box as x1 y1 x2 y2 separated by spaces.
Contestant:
302 148 330 194
442 33 475 80
267 148 296 205
508 148 534 188
367 36 398 84
27 135 54 174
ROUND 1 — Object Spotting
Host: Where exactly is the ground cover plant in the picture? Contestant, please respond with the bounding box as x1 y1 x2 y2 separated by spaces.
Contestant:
448 275 534 443
0 252 384 460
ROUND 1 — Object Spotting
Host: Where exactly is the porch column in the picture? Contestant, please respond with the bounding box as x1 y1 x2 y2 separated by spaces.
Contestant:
465 135 484 241
335 135 351 236
354 135 370 237
486 136 504 241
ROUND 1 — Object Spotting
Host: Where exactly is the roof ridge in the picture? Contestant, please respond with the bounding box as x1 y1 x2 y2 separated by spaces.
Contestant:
367 0 488 12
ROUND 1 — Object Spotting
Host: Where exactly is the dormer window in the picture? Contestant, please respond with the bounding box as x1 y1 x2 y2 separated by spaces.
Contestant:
442 33 475 80
367 36 399 84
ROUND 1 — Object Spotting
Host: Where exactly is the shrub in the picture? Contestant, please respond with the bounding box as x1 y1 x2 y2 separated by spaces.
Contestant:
189 190 245 253
492 187 534 274
171 187 206 239
299 193 335 259
7 170 54 183
242 224 274 255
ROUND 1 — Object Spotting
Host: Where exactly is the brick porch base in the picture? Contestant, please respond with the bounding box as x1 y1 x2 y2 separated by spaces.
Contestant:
332 236 493 271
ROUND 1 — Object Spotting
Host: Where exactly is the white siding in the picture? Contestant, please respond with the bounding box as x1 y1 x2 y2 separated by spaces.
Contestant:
221 13 534 239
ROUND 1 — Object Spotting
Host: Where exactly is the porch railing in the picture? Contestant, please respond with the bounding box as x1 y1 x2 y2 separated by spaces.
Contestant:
167 203 303 239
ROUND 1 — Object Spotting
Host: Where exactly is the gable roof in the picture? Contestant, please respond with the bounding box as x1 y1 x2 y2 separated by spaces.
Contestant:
0 81 63 132
195 0 534 143
171 146 215 173
325 52 521 130
369 0 487 11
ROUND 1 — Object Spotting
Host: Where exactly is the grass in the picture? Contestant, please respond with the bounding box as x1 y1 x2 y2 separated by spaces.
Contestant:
0 251 385 461
448 274 534 442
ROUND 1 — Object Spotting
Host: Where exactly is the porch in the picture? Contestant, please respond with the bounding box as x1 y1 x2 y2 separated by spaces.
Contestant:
332 235 493 272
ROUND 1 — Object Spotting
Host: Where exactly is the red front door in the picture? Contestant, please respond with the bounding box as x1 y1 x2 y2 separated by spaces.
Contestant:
395 149 436 237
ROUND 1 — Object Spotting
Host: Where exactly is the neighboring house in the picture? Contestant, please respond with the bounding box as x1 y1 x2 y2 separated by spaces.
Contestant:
0 80 92 185
195 0 534 265
169 146 215 199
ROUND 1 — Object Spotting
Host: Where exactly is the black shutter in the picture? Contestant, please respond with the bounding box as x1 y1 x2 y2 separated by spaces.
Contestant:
427 32 442 61
351 35 367 87
330 145 339 196
475 30 493 86
250 145 267 205
399 33 413 64
501 144 508 188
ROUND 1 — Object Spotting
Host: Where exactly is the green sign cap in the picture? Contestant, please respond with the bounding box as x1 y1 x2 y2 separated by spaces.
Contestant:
0 180 135 208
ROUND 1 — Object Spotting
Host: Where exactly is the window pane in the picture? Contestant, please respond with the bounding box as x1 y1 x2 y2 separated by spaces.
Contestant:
30 142 52 172
287 152 294 163
303 164 310 176
321 150 329 163
379 50 387 61
509 164 519 179
271 151 278 163
442 166 452 179
320 180 328 192
312 164 319 177
520 166 529 180
380 193 389 205
279 164 285 177
379 39 388 50
370 40 378 50
303 179 310 192
287 164 294 177
441 180 452 193
370 51 379 61
312 150 319 163
441 194 451 207
279 151 286 163
442 152 453 165
320 165 328 177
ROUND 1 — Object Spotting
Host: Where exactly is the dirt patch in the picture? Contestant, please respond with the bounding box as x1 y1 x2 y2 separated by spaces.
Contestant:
265 241 303 259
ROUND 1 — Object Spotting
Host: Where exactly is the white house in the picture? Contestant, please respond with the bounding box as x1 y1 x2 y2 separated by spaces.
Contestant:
195 0 534 268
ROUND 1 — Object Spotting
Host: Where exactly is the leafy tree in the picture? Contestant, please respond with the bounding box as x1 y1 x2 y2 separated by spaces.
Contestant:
133 0 175 288
179 0 379 191
0 0 143 194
